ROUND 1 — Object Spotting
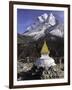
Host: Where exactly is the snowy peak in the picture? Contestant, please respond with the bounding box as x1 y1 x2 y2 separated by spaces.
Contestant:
49 13 56 26
38 13 48 23
37 13 56 26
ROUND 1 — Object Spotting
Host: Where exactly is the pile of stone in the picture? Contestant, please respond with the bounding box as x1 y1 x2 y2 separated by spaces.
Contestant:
31 64 64 79
17 63 64 81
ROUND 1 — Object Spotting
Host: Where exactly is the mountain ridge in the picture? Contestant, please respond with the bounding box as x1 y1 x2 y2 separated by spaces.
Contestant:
22 13 64 40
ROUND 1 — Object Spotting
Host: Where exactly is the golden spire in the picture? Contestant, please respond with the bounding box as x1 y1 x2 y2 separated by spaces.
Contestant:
41 41 50 54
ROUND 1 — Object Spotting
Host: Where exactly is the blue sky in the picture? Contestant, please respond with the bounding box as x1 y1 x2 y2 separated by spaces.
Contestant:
17 9 64 34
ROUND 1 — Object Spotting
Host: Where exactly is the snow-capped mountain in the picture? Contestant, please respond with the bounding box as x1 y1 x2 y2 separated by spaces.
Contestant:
23 13 64 40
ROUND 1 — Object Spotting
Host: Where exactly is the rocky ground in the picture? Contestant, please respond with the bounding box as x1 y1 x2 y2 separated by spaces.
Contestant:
17 61 64 81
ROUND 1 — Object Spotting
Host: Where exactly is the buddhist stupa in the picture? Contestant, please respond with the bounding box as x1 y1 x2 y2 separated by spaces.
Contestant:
35 41 56 68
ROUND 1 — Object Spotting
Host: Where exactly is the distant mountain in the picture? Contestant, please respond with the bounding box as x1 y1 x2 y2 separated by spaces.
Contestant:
23 13 64 40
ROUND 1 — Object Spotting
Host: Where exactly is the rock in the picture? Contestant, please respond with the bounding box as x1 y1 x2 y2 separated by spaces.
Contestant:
41 66 59 79
17 63 64 80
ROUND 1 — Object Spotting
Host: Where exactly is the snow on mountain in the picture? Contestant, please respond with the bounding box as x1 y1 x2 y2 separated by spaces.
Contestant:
38 16 44 23
33 26 46 40
26 26 32 31
23 13 50 40
50 29 64 38
48 13 56 26
24 26 46 40
23 13 63 40
42 13 48 21
50 24 64 38
38 13 48 23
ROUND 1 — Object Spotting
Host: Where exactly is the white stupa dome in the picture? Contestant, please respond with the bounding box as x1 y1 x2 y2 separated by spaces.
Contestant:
35 54 56 68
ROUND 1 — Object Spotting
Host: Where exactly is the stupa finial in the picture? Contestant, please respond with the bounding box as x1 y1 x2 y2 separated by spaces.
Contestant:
41 41 50 54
